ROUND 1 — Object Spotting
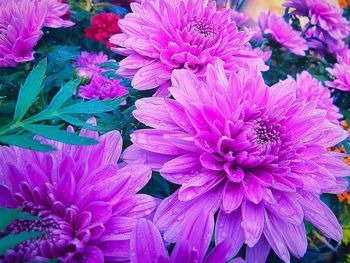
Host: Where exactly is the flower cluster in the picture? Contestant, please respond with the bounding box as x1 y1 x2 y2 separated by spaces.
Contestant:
1 0 350 262
0 0 73 67
283 0 350 57
75 51 128 100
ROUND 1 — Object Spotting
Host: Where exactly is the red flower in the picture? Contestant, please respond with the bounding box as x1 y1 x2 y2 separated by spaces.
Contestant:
85 13 121 48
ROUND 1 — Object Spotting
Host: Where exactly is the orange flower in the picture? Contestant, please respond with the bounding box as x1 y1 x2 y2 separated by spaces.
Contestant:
338 190 349 203
339 0 348 8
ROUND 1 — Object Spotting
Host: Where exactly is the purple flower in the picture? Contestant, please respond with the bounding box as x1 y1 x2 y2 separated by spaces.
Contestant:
294 71 341 124
253 47 272 63
284 0 350 42
326 50 350 92
230 9 249 27
131 212 233 263
0 0 73 67
110 0 267 95
0 122 156 262
44 0 74 28
79 74 128 100
0 0 46 67
123 61 349 262
258 12 308 56
75 51 109 74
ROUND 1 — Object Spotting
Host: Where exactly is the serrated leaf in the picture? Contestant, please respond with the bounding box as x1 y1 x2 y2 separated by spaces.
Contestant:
47 79 80 111
0 134 55 152
60 99 123 114
0 208 38 232
13 59 47 122
23 124 98 146
58 114 97 130
0 232 42 255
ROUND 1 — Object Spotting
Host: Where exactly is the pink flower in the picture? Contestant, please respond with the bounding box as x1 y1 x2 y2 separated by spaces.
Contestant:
258 12 308 56
131 212 233 263
293 71 341 124
110 0 267 95
43 0 75 28
79 74 128 100
123 61 349 262
0 122 156 262
284 0 350 41
326 50 350 92
0 0 73 67
75 51 109 73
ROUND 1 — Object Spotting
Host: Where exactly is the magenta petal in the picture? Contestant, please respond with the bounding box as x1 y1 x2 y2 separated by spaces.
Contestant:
131 130 188 155
160 154 202 184
123 194 157 219
85 201 112 225
130 219 169 263
215 209 244 258
263 212 291 263
298 191 342 241
122 145 174 170
134 98 180 131
241 200 265 247
132 62 171 90
245 235 270 263
80 246 104 263
222 182 243 213
280 222 307 258
178 171 223 201
154 187 221 243
117 164 152 194
242 175 263 204
173 212 214 263
0 185 17 208
204 239 233 263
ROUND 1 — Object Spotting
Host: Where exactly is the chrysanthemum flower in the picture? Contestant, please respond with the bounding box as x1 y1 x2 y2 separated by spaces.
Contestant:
326 50 350 92
123 61 349 263
131 212 233 263
0 0 73 67
0 0 46 67
75 51 109 74
283 0 350 42
110 0 266 95
0 124 156 262
44 0 75 28
294 71 341 124
79 74 128 100
258 12 308 56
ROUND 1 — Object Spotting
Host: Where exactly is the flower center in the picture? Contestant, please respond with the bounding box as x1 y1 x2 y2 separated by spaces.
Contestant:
1 216 74 262
254 121 279 144
193 20 218 39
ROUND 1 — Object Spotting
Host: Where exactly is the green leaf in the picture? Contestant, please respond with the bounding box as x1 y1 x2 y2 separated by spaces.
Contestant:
0 232 42 255
13 59 47 122
0 208 38 232
60 99 123 114
46 79 80 112
0 134 55 152
23 124 98 146
99 61 119 70
58 114 96 130
30 79 81 122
